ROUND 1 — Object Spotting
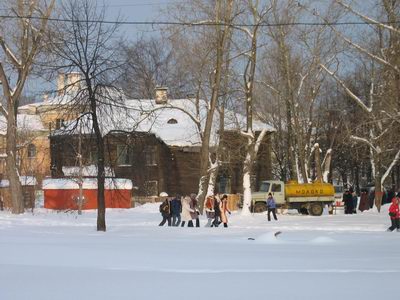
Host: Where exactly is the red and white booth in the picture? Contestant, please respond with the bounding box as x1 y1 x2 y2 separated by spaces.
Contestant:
43 178 132 210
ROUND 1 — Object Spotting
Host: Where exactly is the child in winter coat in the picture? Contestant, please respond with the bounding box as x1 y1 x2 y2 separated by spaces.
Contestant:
266 193 278 221
204 196 215 227
159 198 171 226
387 196 400 232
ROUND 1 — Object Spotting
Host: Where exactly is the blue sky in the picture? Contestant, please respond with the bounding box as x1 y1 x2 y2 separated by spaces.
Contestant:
24 0 176 99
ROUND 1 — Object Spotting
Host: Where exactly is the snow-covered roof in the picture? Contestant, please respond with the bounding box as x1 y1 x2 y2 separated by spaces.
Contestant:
0 176 37 188
18 93 78 113
62 165 115 177
53 98 275 147
0 114 46 135
42 178 133 190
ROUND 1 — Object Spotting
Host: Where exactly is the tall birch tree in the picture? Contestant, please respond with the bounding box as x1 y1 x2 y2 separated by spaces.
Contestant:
0 0 55 214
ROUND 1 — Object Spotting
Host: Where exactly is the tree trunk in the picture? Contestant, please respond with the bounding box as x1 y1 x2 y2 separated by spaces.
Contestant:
196 1 231 211
314 144 322 182
323 150 332 183
241 138 254 216
6 111 24 214
91 102 106 231
374 173 382 212
207 164 219 197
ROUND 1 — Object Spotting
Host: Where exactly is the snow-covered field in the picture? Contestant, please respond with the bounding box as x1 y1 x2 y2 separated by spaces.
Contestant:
0 204 399 300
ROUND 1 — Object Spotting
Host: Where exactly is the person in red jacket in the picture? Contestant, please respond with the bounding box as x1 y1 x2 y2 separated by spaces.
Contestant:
387 195 400 232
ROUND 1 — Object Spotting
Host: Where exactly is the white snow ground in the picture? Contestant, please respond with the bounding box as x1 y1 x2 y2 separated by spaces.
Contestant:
0 204 399 300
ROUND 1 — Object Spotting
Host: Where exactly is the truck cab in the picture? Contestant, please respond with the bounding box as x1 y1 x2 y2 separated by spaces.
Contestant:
252 180 285 212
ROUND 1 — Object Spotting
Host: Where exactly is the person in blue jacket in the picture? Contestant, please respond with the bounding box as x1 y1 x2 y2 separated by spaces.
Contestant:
266 193 278 221
170 195 182 226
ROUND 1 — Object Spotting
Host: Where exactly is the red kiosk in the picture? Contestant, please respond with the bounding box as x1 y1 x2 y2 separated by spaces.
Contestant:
43 178 132 210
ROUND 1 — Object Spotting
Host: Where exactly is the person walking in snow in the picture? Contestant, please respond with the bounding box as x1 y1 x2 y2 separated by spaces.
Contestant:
204 195 215 227
190 193 200 227
359 189 369 212
181 195 195 227
352 191 358 214
266 193 278 221
170 195 182 227
387 195 400 232
212 194 221 227
220 194 231 228
159 198 171 226
343 190 354 214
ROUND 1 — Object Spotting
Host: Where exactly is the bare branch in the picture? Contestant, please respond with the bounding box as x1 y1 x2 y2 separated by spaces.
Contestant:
336 0 400 35
320 64 373 114
381 149 400 185
350 135 378 153
0 37 22 67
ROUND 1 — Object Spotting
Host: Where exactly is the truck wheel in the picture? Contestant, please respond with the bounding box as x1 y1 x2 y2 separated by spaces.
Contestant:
298 208 308 215
253 202 267 213
308 203 323 216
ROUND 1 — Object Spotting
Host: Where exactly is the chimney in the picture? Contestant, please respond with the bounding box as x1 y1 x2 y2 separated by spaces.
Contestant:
155 86 168 104
57 72 81 96
57 73 65 95
65 72 81 93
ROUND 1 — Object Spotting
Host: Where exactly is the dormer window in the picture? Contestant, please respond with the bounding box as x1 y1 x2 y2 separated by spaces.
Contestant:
27 144 36 158
167 118 178 124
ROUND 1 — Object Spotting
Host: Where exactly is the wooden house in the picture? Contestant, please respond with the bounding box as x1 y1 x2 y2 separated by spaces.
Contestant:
49 95 275 198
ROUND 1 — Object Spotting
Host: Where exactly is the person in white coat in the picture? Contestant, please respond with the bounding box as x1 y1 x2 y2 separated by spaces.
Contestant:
181 195 195 227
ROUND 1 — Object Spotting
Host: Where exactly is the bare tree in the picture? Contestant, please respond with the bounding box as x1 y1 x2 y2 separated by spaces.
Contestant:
0 0 55 214
117 37 190 99
231 0 272 215
165 0 236 210
50 0 122 230
317 0 400 211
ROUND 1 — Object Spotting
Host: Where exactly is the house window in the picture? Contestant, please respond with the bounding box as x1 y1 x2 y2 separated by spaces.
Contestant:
217 175 231 194
27 144 36 158
145 146 157 166
144 181 158 196
167 118 178 124
117 145 131 166
55 118 64 129
89 150 98 164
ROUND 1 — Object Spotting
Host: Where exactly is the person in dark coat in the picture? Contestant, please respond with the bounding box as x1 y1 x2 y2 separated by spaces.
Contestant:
159 198 171 226
212 194 221 227
352 191 358 214
387 195 400 232
368 189 375 209
170 195 182 227
359 190 369 212
343 190 354 214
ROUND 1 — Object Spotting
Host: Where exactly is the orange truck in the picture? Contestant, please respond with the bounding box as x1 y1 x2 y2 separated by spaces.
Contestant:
251 180 335 216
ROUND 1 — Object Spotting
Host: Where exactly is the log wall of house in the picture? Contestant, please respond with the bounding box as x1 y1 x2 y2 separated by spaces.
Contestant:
49 131 273 197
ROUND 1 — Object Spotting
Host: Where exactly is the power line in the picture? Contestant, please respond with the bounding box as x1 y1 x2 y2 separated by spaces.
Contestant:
103 2 180 8
0 14 399 27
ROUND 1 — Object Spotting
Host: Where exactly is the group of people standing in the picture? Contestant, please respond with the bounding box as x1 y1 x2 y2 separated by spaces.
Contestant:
342 190 359 214
159 193 231 228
